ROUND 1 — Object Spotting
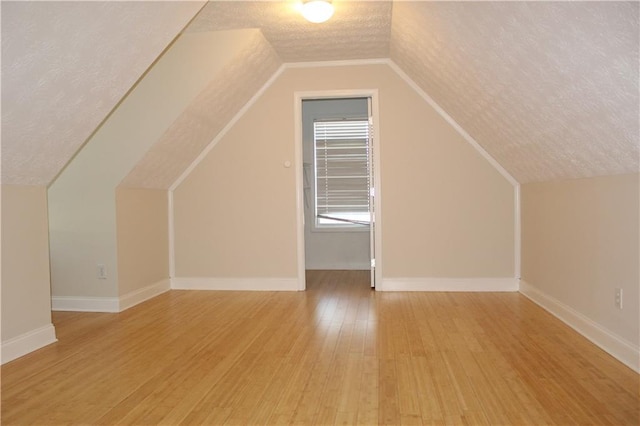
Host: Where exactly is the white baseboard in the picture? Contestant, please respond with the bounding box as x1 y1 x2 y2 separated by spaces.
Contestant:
305 263 371 271
520 280 640 373
52 279 171 313
1 324 57 364
119 279 170 311
171 277 300 291
52 296 120 313
378 277 519 292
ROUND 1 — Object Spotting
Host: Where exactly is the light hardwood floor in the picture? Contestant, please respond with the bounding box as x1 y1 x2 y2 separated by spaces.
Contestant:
2 270 639 425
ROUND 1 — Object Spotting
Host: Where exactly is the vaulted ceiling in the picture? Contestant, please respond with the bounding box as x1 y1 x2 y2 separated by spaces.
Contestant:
1 1 206 185
2 1 638 187
186 1 392 62
391 2 639 182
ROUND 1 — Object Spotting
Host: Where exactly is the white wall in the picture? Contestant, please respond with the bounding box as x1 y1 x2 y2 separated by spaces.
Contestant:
521 173 639 371
1 185 57 363
302 98 370 270
48 30 256 304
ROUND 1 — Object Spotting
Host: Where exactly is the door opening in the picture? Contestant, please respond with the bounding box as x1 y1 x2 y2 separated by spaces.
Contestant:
295 92 380 290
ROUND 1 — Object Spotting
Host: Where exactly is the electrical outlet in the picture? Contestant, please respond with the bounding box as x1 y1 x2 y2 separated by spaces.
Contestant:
97 264 107 280
615 288 623 309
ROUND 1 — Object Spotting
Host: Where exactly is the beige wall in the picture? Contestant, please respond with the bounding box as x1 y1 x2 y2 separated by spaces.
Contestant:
174 64 515 280
378 75 514 278
522 173 639 346
1 185 53 341
174 70 299 277
116 188 169 296
48 30 256 299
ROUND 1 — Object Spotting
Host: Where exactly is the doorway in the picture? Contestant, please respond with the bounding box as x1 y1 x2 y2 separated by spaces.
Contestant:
294 91 381 290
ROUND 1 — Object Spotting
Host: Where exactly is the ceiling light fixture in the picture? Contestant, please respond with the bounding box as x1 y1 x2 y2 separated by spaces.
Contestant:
301 0 334 24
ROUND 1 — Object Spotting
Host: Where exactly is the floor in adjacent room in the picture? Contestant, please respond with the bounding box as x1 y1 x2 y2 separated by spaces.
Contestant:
2 270 638 425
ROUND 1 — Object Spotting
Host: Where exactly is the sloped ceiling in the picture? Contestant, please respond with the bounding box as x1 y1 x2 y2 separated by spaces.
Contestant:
121 30 282 189
1 1 205 185
391 2 639 183
186 1 392 62
2 1 638 187
121 0 391 189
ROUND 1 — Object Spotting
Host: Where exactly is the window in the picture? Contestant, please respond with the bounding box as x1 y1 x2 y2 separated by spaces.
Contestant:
314 119 371 228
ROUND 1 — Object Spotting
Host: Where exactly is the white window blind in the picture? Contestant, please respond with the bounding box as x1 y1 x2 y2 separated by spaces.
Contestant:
314 120 370 226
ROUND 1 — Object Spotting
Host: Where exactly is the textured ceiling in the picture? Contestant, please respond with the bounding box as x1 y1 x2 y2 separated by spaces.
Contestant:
121 30 282 189
186 1 392 62
1 1 204 185
391 2 639 183
2 1 638 187
121 0 391 189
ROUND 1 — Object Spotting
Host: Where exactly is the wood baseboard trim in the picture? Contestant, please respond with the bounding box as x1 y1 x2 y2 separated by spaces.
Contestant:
1 324 57 364
520 280 640 373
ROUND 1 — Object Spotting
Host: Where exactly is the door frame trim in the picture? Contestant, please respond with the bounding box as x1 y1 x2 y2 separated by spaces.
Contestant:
294 90 382 290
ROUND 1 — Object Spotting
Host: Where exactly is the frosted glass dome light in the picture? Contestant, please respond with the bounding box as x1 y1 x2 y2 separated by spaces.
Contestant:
301 0 334 24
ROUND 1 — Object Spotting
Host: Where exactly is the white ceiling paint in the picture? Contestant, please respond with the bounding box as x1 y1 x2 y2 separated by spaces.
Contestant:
390 2 639 183
121 30 282 189
2 1 637 187
1 1 204 185
186 1 392 62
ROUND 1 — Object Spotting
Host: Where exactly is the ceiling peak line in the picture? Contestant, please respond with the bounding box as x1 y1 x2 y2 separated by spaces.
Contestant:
284 58 389 69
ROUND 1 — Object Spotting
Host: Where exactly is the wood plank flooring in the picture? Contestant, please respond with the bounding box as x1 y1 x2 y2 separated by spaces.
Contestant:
2 270 638 425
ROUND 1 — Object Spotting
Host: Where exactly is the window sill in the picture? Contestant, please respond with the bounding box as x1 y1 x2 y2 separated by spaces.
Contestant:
310 225 370 234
